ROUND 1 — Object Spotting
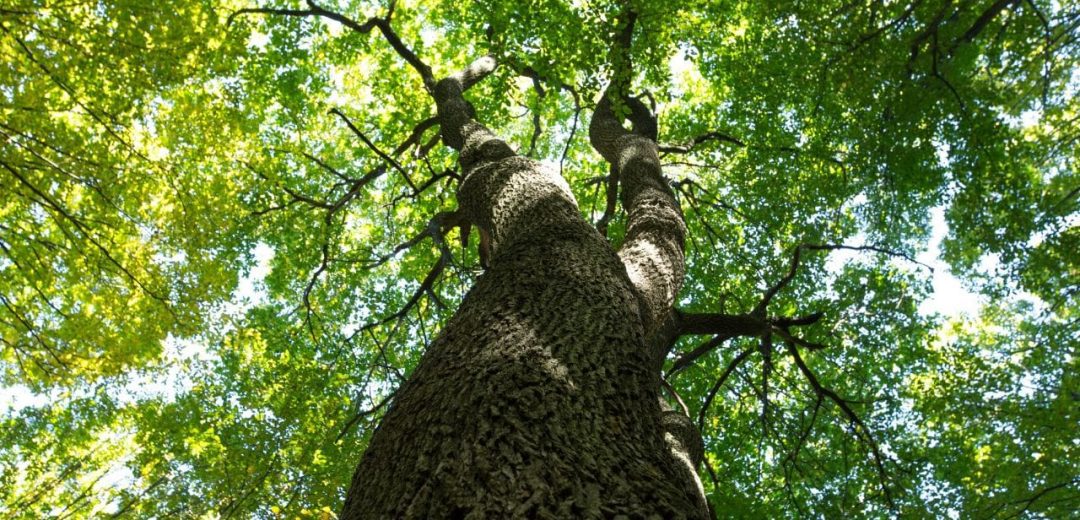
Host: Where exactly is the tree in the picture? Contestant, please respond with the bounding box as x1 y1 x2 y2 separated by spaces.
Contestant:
0 0 1077 518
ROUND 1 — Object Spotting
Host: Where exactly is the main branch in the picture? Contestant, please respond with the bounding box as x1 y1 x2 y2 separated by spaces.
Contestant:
589 8 686 335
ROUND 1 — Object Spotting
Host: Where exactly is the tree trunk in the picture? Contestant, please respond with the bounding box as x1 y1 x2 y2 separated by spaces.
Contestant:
340 59 708 519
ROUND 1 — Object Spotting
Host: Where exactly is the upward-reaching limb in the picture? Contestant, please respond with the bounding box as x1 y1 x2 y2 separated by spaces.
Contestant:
588 9 687 342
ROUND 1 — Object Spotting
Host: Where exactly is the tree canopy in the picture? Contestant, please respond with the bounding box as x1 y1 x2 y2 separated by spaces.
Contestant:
0 0 1077 517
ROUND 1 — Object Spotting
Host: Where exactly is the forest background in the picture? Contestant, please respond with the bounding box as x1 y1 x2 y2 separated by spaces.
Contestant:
0 0 1077 517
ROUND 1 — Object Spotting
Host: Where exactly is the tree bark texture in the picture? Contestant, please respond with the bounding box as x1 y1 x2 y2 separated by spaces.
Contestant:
340 58 707 519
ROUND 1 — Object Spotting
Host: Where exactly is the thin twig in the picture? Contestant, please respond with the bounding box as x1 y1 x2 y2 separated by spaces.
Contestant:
330 108 418 193
697 347 755 431
335 390 397 441
229 0 435 90
785 340 895 509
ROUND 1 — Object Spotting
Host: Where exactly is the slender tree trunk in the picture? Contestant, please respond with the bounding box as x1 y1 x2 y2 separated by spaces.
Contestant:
341 58 708 519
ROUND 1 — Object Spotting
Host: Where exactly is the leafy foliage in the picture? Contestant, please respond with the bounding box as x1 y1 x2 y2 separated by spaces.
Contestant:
1 0 1076 517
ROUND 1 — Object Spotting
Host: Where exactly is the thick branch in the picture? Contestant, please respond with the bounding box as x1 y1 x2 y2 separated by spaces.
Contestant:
679 312 769 337
668 310 824 376
659 131 746 154
958 0 1019 47
433 55 502 157
589 7 686 333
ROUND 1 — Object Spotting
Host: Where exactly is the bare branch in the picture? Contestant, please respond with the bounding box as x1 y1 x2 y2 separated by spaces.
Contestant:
785 394 824 467
391 116 438 157
760 335 773 438
1001 477 1080 519
270 148 354 182
330 108 417 192
660 378 692 418
659 131 746 154
347 211 465 336
754 242 933 317
389 169 456 206
957 0 1019 47
673 177 747 220
1022 0 1054 107
0 24 154 166
502 60 582 176
595 164 619 237
245 161 335 210
0 292 68 372
773 312 825 328
520 73 545 158
227 6 330 27
559 87 581 178
772 326 828 352
358 212 452 270
301 218 334 340
229 0 435 90
668 335 729 379
335 390 396 442
785 339 895 509
697 347 755 431
931 31 968 111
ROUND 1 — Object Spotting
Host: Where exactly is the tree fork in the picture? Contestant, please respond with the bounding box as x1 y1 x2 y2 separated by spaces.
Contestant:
339 44 709 516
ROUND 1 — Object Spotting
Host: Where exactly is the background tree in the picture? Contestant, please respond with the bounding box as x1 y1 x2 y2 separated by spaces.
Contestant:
0 0 1077 517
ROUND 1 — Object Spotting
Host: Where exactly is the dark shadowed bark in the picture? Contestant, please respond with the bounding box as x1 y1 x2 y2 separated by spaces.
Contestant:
339 49 709 518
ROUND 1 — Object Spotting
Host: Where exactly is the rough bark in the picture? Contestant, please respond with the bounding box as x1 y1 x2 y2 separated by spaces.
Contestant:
339 56 707 519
